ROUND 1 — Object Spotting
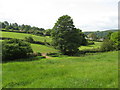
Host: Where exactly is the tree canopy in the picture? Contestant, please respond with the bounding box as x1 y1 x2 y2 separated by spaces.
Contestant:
0 21 45 36
87 33 97 41
110 31 120 50
51 15 86 55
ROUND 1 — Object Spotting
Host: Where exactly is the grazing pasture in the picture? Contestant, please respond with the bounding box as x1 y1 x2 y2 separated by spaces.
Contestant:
31 44 57 53
2 51 118 88
1 31 52 43
1 30 118 88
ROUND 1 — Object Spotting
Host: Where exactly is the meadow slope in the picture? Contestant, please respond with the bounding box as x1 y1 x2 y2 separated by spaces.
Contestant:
2 51 118 88
1 31 52 43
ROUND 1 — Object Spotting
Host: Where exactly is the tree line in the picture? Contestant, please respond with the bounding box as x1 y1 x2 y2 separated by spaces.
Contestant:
2 15 120 61
0 21 52 36
84 30 119 41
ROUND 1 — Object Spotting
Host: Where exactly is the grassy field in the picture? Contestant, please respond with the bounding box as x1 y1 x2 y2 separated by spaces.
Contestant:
1 39 57 53
2 51 118 88
1 31 57 53
1 31 101 53
80 42 102 50
1 31 102 52
31 44 57 53
1 31 52 43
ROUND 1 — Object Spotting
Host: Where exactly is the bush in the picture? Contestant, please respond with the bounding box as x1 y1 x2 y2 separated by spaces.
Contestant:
100 39 114 51
47 52 62 57
87 40 95 45
2 39 33 61
110 31 120 50
39 56 46 59
24 36 34 43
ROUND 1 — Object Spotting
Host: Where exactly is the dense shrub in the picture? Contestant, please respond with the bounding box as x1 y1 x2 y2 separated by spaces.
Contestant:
2 39 33 61
100 39 114 51
24 36 34 43
110 31 120 50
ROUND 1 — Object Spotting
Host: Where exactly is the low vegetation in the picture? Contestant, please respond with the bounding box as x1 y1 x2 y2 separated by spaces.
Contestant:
2 39 33 61
2 51 118 88
80 42 102 50
31 44 57 53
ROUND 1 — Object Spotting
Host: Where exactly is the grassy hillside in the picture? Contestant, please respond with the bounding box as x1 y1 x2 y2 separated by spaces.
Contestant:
80 42 102 50
31 44 57 53
2 51 118 88
1 40 57 53
1 31 57 53
1 31 103 53
1 31 52 43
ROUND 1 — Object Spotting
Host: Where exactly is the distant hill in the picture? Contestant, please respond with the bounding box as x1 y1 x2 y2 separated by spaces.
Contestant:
84 29 119 38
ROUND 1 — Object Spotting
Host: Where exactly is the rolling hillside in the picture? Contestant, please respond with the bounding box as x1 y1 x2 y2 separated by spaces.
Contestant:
1 30 118 88
1 31 52 43
1 31 57 53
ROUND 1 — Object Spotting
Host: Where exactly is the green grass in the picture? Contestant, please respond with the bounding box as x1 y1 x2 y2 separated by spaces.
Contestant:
1 31 52 43
2 51 118 88
31 44 57 53
1 40 57 53
80 42 102 50
1 31 57 53
1 31 103 52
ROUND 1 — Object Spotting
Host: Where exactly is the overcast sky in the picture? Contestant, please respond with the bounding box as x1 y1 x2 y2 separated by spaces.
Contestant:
0 0 119 31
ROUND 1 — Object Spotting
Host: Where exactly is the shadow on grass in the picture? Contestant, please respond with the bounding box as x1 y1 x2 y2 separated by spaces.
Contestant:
2 56 46 63
74 49 105 57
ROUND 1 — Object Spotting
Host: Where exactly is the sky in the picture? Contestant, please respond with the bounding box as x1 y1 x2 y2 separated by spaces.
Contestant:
0 0 119 31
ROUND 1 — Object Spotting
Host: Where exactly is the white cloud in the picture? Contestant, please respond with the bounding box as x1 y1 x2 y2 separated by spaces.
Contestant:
0 0 119 31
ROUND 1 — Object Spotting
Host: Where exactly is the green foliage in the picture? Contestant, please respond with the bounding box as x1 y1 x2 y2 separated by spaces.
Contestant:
5 26 9 31
87 40 95 45
80 32 88 46
30 52 42 57
44 29 52 36
11 23 19 30
106 31 113 39
2 39 33 61
47 52 62 57
88 33 97 41
24 36 34 43
110 31 120 50
4 21 9 26
100 39 114 51
84 30 118 39
1 21 45 36
80 42 102 50
1 22 6 28
51 15 86 55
